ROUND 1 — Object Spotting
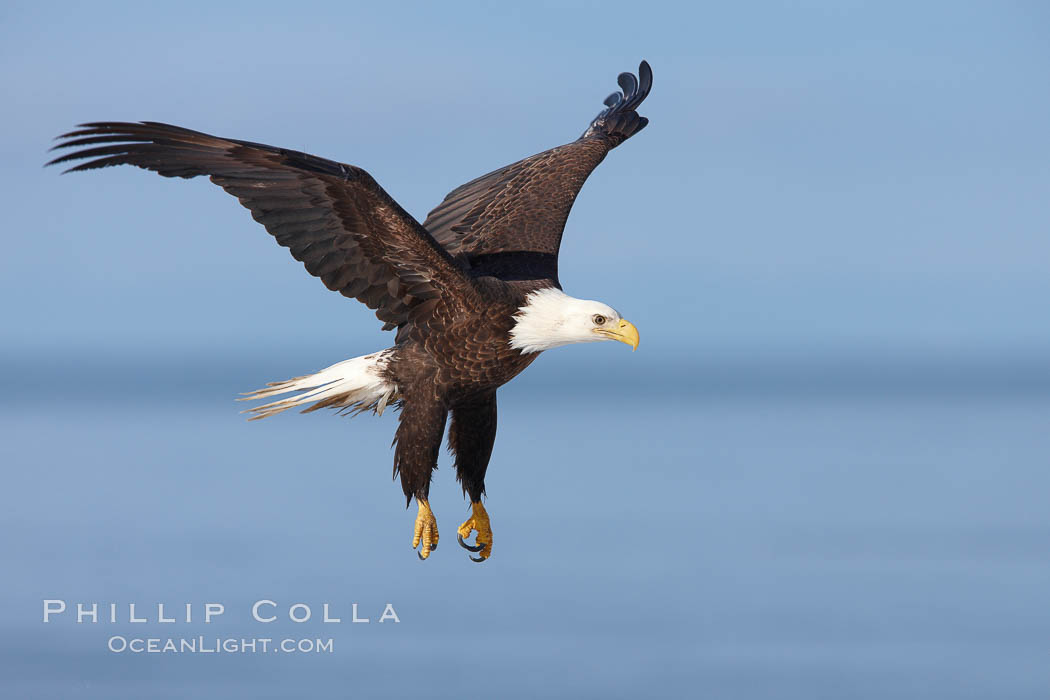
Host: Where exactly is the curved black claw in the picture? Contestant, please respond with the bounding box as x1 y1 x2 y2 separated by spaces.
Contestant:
470 554 487 563
417 551 426 560
457 534 484 552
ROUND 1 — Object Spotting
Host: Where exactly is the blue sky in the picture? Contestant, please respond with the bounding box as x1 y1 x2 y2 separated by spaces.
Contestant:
3 1 1049 370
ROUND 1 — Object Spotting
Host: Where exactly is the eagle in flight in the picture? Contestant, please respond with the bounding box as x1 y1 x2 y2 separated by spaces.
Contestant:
49 61 653 562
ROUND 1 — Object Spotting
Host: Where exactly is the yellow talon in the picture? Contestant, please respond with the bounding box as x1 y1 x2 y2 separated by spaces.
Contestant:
412 498 439 560
457 501 493 561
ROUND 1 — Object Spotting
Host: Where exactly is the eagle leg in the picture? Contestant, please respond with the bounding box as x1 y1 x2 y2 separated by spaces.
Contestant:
457 501 493 562
413 498 439 560
447 396 497 562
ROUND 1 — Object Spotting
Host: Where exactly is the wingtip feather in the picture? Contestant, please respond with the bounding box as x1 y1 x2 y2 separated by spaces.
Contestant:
581 60 654 145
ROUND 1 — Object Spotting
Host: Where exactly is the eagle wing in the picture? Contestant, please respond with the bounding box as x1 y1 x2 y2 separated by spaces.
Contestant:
422 61 653 285
48 121 477 330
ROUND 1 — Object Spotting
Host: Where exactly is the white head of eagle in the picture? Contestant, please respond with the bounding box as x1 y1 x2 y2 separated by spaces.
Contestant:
509 287 640 354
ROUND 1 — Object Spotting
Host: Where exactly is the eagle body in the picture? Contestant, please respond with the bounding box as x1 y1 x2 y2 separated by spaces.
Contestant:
49 61 653 562
391 277 539 400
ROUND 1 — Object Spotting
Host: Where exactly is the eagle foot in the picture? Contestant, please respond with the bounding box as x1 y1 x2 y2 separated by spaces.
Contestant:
456 501 492 562
412 498 439 560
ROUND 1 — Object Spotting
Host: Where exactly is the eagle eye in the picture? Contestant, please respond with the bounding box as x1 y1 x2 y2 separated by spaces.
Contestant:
592 314 607 326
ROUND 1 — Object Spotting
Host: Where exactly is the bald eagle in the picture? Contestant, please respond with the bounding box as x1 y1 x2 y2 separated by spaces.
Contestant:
48 61 652 562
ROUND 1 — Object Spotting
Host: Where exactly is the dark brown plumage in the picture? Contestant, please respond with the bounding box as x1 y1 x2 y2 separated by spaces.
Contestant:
424 62 652 285
48 60 653 561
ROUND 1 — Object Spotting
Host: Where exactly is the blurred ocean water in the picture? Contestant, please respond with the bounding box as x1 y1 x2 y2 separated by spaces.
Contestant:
2 356 1048 699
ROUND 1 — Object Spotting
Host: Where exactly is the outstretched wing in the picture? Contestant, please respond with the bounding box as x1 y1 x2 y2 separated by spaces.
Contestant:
422 60 653 285
48 121 476 330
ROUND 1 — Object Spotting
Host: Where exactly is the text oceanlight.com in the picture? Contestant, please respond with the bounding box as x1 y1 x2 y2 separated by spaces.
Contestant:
108 636 334 654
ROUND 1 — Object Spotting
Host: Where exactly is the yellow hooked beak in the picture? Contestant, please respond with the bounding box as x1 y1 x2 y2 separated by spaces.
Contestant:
596 318 640 351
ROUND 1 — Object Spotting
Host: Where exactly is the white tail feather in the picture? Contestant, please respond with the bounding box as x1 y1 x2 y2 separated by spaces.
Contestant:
239 349 399 420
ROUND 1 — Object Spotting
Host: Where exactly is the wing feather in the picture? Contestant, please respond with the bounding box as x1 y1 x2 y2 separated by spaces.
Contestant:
422 61 653 285
49 121 477 330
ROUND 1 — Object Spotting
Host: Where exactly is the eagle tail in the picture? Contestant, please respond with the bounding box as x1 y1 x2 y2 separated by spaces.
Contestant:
238 349 399 420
